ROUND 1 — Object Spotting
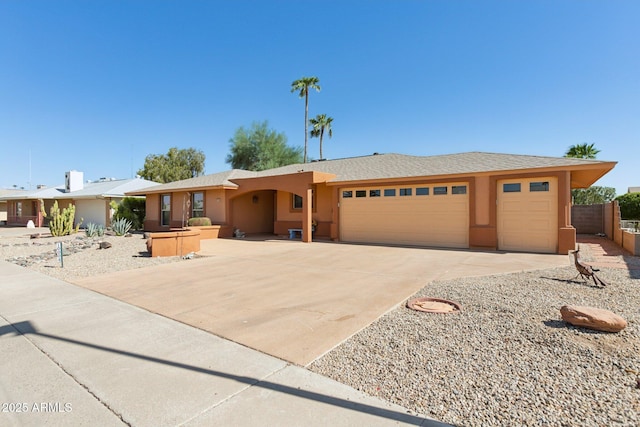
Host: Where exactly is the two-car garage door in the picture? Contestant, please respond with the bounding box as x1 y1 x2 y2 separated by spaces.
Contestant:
339 183 469 248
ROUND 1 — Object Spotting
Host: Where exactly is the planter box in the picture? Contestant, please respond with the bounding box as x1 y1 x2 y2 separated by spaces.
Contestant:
621 230 640 255
147 229 200 257
188 225 228 240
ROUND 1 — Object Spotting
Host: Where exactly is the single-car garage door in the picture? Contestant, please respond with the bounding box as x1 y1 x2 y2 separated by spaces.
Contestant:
339 183 469 248
497 177 558 253
75 199 107 227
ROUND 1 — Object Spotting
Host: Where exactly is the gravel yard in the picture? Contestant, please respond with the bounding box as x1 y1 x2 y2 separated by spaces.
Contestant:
0 229 183 282
310 264 640 426
2 228 639 426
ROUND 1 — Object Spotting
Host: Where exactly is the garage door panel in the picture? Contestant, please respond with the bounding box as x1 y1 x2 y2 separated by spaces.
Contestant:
501 202 523 213
498 178 557 253
340 184 468 248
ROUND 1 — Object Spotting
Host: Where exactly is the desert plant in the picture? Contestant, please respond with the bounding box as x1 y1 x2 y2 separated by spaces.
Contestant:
111 197 146 230
187 217 212 227
44 201 81 237
85 222 105 238
111 217 132 236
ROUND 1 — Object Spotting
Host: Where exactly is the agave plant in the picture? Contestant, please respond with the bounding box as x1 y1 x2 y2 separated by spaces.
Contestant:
111 217 132 236
85 222 105 238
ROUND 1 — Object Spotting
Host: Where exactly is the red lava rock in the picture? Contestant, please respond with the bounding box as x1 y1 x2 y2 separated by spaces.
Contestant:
560 305 627 333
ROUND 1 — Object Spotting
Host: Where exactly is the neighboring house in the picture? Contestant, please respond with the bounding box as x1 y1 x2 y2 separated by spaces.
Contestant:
0 171 159 228
128 152 616 254
0 189 28 224
628 186 640 193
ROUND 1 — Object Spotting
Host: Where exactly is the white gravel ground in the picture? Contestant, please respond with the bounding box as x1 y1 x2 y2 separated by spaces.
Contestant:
2 228 639 426
309 264 640 426
0 230 183 282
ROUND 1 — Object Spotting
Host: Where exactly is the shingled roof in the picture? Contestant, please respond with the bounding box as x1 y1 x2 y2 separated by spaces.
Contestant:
127 151 616 195
254 152 615 183
129 169 258 194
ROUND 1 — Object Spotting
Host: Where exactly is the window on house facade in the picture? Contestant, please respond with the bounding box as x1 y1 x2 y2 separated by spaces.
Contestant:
416 187 429 196
452 185 467 195
434 186 448 195
15 202 22 217
399 188 412 196
503 183 521 192
384 189 396 197
530 181 550 192
191 192 204 218
161 194 171 226
292 190 316 210
293 194 303 209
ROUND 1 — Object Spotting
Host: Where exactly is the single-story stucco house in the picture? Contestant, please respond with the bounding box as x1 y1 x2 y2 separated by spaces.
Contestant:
128 152 616 254
0 189 28 224
0 171 159 228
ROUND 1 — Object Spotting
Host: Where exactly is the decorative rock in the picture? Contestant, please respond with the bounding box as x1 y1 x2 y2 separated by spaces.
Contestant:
26 220 35 228
30 233 41 239
560 305 627 333
98 241 112 250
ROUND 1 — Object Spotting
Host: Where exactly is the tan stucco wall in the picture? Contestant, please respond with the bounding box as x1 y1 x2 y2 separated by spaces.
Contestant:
205 189 227 223
231 190 274 234
474 176 490 225
273 185 333 237
276 191 299 222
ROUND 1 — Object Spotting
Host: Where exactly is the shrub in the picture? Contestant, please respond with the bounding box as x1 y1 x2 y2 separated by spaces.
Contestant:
187 217 212 226
111 217 132 236
111 197 146 230
616 193 640 220
85 222 105 238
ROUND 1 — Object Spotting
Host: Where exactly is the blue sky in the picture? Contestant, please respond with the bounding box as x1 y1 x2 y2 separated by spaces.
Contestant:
1 1 638 195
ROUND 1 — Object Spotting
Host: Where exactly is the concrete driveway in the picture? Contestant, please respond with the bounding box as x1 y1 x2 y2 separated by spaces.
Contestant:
73 237 570 366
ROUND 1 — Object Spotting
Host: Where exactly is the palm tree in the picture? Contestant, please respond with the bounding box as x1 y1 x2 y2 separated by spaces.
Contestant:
565 143 601 159
291 76 321 163
309 114 333 160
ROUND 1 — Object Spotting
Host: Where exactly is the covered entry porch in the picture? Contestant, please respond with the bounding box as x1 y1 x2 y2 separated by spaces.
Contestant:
230 170 337 243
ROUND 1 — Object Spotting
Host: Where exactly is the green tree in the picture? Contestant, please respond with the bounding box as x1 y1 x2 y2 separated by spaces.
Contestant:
226 121 302 171
572 186 616 205
565 143 601 159
138 147 205 183
111 197 146 230
291 76 321 163
615 192 640 220
564 143 610 204
309 114 333 160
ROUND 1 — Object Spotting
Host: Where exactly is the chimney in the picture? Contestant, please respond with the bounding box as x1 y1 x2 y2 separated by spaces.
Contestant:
65 171 84 193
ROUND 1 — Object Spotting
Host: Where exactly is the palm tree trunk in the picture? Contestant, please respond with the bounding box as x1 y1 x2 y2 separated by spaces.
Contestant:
319 128 324 160
304 91 309 163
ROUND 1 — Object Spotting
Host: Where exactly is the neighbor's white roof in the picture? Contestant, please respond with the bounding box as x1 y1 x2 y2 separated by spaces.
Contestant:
0 178 159 200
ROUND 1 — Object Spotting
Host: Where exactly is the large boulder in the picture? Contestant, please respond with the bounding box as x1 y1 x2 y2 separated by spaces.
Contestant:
560 305 627 333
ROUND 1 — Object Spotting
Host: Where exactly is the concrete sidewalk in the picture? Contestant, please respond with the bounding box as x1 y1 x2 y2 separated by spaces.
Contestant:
0 260 445 426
